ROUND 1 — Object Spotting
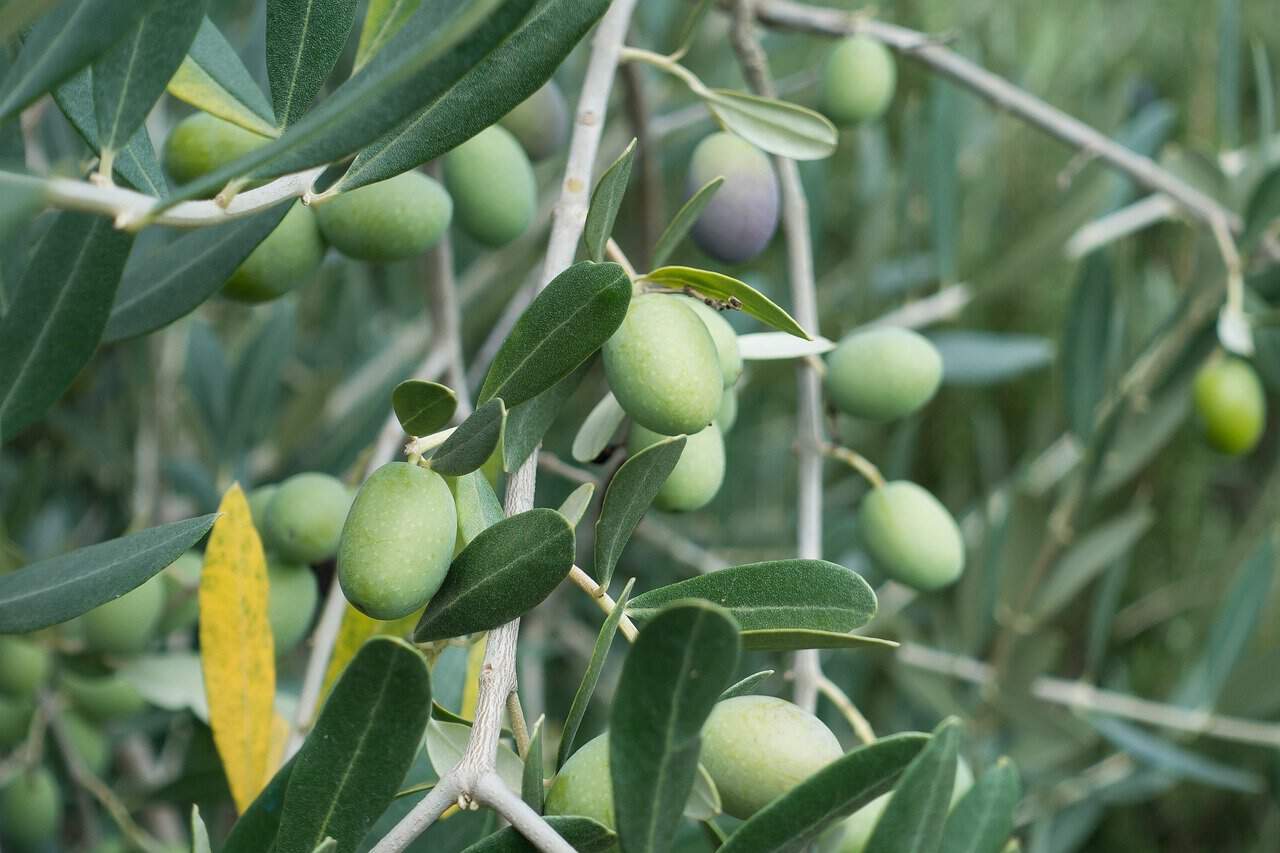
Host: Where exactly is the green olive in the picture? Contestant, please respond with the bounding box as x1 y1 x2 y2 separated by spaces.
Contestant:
603 294 723 436
61 671 145 721
629 423 725 512
444 125 537 247
0 767 61 846
716 386 738 433
63 712 110 776
315 171 453 262
499 81 570 161
544 733 615 831
700 695 843 819
222 202 326 303
822 36 897 126
0 694 33 748
158 550 203 635
859 481 964 591
267 557 319 655
0 637 50 697
162 112 270 185
825 327 943 421
247 484 279 532
1193 355 1266 455
819 759 973 852
81 572 166 654
263 472 354 565
677 296 742 387
338 462 457 620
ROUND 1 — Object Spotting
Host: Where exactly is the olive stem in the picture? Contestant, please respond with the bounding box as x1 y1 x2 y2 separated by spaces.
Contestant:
617 46 710 98
821 443 886 490
285 578 350 760
815 675 876 745
605 237 638 280
506 692 532 758
568 565 640 642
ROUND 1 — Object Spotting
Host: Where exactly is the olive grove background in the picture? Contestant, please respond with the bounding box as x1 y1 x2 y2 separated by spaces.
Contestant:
3 0 1280 851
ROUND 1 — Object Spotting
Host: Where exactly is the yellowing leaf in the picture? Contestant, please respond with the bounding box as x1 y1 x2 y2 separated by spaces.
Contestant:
461 633 487 720
320 603 420 703
200 484 275 813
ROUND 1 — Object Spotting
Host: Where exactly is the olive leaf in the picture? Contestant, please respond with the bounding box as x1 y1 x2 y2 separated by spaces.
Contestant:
1062 251 1115 440
738 332 836 361
740 629 898 652
478 261 630 409
266 0 358 128
1244 165 1280 247
571 392 626 463
583 138 635 263
502 360 591 472
864 718 961 853
191 805 212 853
426 719 523 794
558 579 634 771
610 601 741 853
650 176 722 269
522 715 545 811
701 89 837 161
593 435 686 588
719 670 775 700
642 266 809 340
0 514 216 634
1030 505 1154 624
354 0 423 70
429 398 506 477
167 17 278 136
930 331 1054 386
938 758 1021 853
415 509 574 641
459 817 616 853
392 379 458 436
55 67 168 196
223 756 295 853
451 470 505 546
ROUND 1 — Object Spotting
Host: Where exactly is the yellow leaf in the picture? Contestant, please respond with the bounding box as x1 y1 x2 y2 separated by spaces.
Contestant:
167 59 279 139
319 604 420 704
200 484 275 813
461 634 488 721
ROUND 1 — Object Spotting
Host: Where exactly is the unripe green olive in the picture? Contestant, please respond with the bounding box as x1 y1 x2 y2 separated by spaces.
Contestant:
500 82 570 161
859 481 963 591
444 125 537 247
315 171 453 262
61 672 145 722
544 733 615 831
0 637 50 697
677 296 742 387
825 327 942 421
158 550 203 635
162 112 270 185
247 484 279 531
629 424 726 512
63 712 110 776
264 472 353 565
717 386 738 433
686 132 779 264
267 557 319 655
701 695 843 819
222 202 326 303
0 767 61 846
81 572 166 654
603 294 723 436
820 759 973 852
822 36 897 126
338 462 457 620
0 694 33 748
1193 355 1266 456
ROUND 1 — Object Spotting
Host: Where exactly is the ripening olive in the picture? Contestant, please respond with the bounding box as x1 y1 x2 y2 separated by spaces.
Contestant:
81 573 166 655
700 695 843 819
247 484 278 531
686 132 779 264
629 424 726 512
500 81 570 161
267 557 319 655
0 694 33 748
717 386 738 433
859 481 964 591
61 672 145 722
222 202 326 303
544 733 615 831
0 767 61 846
0 637 50 697
63 713 110 776
677 296 743 387
263 472 353 565
822 36 897 126
162 112 270 185
315 171 453 262
825 327 942 421
444 125 537 247
1193 355 1267 456
158 550 203 634
603 294 723 436
338 462 457 620
819 759 973 853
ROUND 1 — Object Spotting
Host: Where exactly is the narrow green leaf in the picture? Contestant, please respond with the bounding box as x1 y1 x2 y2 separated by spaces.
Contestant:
1217 0 1242 148
627 560 878 633
222 756 296 853
1254 40 1276 145
192 805 212 853
0 514 216 633
738 332 835 360
1089 716 1263 793
392 379 458 436
332 0 610 193
459 817 616 853
92 1 205 155
611 601 741 853
642 266 808 340
223 302 295 461
0 211 134 442
650 176 722 269
572 392 626 463
415 509 575 641
479 261 630 409
930 332 1054 386
267 0 358 128
103 202 292 342
277 637 433 853
1244 166 1280 247
739 629 897 652
0 0 162 125
583 138 635 263
522 715 545 811
0 170 46 239
593 435 686 588
720 670 774 700
54 67 168 195
719 733 930 853
502 361 590 473
1030 506 1154 623
927 78 958 282
167 17 278 137
702 89 837 161
685 764 722 821
939 759 1021 853
865 718 961 853
558 578 634 771
354 0 422 70
557 483 595 528
430 398 506 477
451 470 505 546
1062 252 1114 440
426 719 523 794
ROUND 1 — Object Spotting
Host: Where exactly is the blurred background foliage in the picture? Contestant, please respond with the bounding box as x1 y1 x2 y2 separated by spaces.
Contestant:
4 0 1280 851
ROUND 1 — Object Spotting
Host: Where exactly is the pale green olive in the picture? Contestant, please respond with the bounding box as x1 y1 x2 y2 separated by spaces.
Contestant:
315 171 453 262
825 327 942 422
444 125 537 247
544 733 616 831
629 423 725 512
0 767 61 846
1193 355 1266 456
500 81 570 161
0 694 33 748
63 713 110 776
716 386 738 433
61 671 145 721
267 558 319 655
0 637 50 697
263 472 353 565
222 202 326 303
858 481 964 591
819 759 973 852
162 112 270 185
81 574 166 654
677 296 742 387
158 550 203 634
822 36 897 126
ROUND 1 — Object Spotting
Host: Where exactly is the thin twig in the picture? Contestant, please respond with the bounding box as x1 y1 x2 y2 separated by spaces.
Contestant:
285 579 349 760
822 443 886 489
621 61 663 269
815 676 876 745
568 566 640 642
